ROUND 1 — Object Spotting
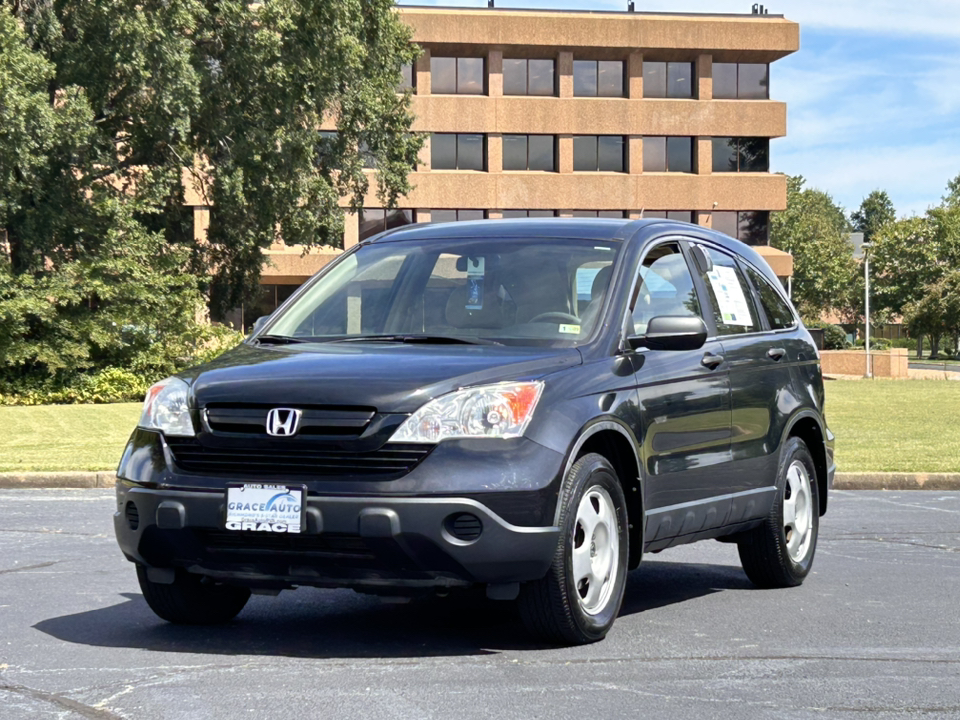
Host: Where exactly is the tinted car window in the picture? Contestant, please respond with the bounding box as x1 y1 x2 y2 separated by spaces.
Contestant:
631 243 703 335
745 265 795 330
697 247 760 335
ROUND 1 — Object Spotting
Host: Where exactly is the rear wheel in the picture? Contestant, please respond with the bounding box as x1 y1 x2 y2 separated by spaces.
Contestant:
737 437 819 588
137 566 251 624
519 453 629 645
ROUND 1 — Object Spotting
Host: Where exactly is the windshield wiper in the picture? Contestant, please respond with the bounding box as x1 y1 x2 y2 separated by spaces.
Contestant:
326 334 502 346
253 334 310 345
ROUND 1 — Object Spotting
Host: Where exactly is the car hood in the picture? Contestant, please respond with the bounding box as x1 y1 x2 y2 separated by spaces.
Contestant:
184 342 582 413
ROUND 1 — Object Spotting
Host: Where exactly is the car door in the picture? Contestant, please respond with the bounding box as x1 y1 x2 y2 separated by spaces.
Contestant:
691 244 791 498
628 240 733 548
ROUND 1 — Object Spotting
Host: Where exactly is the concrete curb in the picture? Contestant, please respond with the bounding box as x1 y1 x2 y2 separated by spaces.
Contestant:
1 471 960 491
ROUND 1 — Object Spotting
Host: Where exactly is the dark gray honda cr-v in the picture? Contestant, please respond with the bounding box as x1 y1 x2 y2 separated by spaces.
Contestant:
114 218 835 645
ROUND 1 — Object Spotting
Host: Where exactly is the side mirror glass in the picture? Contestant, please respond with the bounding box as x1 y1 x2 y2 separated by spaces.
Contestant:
628 315 708 352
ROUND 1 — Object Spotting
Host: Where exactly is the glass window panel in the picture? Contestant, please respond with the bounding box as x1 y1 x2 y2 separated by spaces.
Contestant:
711 211 738 239
738 63 769 99
431 133 457 170
528 210 556 217
598 61 624 97
430 210 457 224
738 138 769 172
573 60 597 96
359 209 386 241
643 137 666 172
739 211 770 246
457 210 485 222
457 134 484 170
528 59 555 96
666 62 693 98
598 211 625 219
713 63 737 99
642 61 666 98
597 136 625 172
457 58 485 95
399 63 414 91
503 59 527 95
385 209 414 231
667 211 693 223
572 210 598 217
745 265 795 329
360 141 376 169
528 135 555 171
501 210 529 218
431 57 456 94
666 137 692 173
502 134 528 171
643 211 667 219
701 248 760 335
632 244 703 336
712 137 739 172
573 135 598 171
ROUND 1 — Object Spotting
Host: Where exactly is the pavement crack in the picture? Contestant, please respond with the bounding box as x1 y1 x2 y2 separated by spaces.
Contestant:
0 678 124 719
0 561 61 576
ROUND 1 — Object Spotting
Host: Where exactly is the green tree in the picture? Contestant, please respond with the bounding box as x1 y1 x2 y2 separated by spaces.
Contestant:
770 175 857 321
851 189 896 243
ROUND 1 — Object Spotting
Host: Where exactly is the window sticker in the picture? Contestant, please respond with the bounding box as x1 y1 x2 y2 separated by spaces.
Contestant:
559 324 581 335
466 257 484 310
706 266 752 326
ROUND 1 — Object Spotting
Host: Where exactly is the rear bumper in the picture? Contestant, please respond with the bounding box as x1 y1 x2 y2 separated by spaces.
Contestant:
115 485 560 591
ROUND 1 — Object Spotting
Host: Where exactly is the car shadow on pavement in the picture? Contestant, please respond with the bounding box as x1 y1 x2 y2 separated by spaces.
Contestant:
33 560 751 659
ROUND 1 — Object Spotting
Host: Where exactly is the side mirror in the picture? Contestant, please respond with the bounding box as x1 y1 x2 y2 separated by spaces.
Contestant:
250 315 272 336
628 316 708 352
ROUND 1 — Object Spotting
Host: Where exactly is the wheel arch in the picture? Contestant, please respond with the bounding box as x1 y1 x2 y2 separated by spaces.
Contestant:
558 419 645 569
783 411 829 516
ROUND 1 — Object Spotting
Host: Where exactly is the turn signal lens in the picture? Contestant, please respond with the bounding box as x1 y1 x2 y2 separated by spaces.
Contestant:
138 377 195 437
388 381 544 444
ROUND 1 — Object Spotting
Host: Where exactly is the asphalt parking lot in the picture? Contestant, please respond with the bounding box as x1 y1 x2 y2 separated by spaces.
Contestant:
1 489 958 720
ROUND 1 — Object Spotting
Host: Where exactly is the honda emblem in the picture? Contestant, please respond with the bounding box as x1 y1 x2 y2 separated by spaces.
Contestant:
266 408 302 437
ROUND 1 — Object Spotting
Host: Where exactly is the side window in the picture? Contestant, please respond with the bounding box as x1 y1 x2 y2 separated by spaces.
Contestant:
630 243 703 335
697 247 760 335
745 265 796 330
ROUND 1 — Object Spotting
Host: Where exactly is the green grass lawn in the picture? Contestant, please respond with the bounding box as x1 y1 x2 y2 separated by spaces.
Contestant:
1 380 959 473
0 403 140 472
824 380 960 473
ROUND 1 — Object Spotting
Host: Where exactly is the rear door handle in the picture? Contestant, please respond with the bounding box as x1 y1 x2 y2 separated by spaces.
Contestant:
767 347 786 362
701 352 724 370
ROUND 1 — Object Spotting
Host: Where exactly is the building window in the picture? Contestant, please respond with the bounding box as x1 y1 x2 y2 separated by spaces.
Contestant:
431 133 486 171
643 137 693 173
711 138 769 173
573 60 624 97
399 62 414 92
503 58 556 96
503 135 556 171
712 211 770 246
430 210 486 223
643 211 694 223
642 61 694 99
573 136 626 172
359 208 415 242
572 210 626 218
713 63 769 99
500 210 557 218
431 57 485 95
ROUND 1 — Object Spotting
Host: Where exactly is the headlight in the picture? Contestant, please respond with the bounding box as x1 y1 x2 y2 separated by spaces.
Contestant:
388 381 543 444
138 377 195 437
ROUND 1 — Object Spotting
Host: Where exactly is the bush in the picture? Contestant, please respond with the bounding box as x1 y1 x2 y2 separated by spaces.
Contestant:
804 320 849 350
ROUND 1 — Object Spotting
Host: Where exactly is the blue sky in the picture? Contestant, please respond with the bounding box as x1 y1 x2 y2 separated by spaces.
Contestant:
399 0 960 218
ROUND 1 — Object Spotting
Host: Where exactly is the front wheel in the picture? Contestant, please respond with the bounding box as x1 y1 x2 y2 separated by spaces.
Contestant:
737 437 820 588
519 453 629 645
137 566 251 624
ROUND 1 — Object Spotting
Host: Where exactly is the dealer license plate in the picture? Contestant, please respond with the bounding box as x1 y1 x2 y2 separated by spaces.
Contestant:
225 484 305 534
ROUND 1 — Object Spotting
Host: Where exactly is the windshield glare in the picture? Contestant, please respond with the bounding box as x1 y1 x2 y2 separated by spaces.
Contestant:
266 236 621 347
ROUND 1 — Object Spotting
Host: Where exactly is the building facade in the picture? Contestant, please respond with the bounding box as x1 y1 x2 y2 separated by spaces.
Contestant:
198 5 799 327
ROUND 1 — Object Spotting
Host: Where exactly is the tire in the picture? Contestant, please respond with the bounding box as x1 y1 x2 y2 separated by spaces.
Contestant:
519 453 629 645
137 566 251 624
737 437 820 589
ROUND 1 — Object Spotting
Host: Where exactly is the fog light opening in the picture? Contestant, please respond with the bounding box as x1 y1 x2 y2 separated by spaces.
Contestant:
444 513 483 543
125 501 140 531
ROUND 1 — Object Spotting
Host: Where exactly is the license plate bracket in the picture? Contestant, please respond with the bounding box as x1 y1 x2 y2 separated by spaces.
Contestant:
225 483 306 534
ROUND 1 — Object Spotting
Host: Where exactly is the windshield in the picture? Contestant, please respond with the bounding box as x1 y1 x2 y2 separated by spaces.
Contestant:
265 236 622 347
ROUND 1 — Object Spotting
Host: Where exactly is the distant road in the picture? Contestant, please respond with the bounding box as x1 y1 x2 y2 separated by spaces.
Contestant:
910 361 960 373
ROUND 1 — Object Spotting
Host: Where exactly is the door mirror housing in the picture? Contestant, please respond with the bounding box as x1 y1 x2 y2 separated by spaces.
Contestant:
628 316 708 352
250 315 272 336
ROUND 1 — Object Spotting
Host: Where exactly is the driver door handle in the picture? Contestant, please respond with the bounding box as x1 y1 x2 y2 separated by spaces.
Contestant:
767 347 786 362
701 352 724 370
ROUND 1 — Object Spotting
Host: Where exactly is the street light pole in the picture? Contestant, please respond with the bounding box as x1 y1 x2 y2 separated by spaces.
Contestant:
863 242 872 378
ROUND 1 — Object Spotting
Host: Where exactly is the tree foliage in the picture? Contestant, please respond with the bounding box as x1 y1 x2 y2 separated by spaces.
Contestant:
0 1 420 396
770 175 858 321
851 190 895 243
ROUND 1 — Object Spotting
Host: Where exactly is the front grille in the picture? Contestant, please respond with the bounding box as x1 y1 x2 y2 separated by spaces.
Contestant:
203 403 375 437
166 437 431 478
199 530 374 560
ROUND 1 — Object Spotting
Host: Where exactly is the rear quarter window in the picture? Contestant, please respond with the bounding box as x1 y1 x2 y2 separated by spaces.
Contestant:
745 265 796 330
